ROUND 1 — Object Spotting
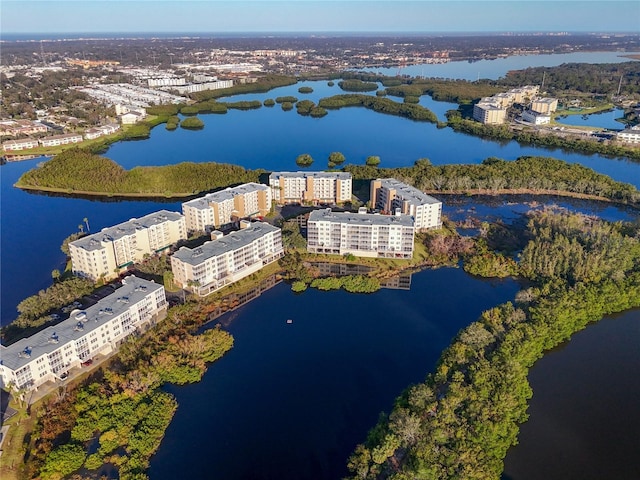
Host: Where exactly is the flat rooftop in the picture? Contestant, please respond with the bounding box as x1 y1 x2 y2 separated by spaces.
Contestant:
269 171 352 180
376 178 441 206
308 208 414 227
70 210 183 252
172 222 280 266
0 276 163 371
182 183 269 210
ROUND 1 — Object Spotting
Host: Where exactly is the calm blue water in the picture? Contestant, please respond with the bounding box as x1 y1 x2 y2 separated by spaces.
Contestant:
364 51 640 81
149 268 520 480
503 308 640 480
555 108 627 130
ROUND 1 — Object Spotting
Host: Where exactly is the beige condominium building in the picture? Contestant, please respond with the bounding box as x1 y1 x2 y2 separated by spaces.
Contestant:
69 210 186 281
530 97 559 115
370 178 442 231
307 208 415 259
269 171 352 205
473 101 507 125
0 276 167 391
182 182 272 233
171 221 284 296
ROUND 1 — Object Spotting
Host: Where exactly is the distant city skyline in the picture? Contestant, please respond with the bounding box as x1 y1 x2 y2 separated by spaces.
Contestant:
2 1 639 36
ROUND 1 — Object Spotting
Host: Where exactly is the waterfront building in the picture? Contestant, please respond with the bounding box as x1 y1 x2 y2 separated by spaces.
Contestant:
69 210 187 281
473 102 507 125
269 171 352 205
531 97 558 115
0 276 167 392
171 222 284 296
307 208 415 259
39 133 83 147
2 138 40 152
84 123 120 140
182 183 272 233
521 109 551 125
370 178 442 231
617 126 640 144
0 119 48 136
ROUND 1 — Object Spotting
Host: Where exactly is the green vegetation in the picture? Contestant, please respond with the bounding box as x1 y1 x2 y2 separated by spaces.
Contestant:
310 107 328 117
296 153 314 167
291 280 308 292
328 81 335 87
318 94 438 123
298 86 314 94
296 99 316 115
26 299 234 479
16 148 263 197
343 156 640 206
311 275 381 293
264 98 276 107
446 115 640 161
338 79 379 92
281 101 294 111
328 151 346 168
365 156 381 167
276 96 298 104
404 96 420 104
179 116 204 129
347 211 640 479
219 100 262 110
165 115 180 130
376 90 387 97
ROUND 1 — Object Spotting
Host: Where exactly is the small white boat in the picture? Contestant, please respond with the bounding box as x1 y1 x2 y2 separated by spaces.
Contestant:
286 319 293 324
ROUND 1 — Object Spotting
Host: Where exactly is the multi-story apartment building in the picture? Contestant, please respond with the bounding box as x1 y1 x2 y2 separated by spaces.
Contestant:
39 133 84 147
0 276 166 391
269 171 352 205
531 97 558 115
2 138 40 152
182 183 272 233
370 178 442 231
473 102 507 125
617 126 640 144
0 119 48 136
70 210 186 281
171 222 284 296
307 208 415 259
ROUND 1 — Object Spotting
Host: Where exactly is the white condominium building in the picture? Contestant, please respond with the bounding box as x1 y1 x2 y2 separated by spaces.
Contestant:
171 222 284 296
307 209 415 259
182 183 272 233
269 171 352 205
70 210 187 281
370 178 442 231
0 276 167 391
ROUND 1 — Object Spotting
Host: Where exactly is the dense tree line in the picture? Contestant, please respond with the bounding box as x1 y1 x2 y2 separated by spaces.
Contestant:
189 75 297 102
343 156 640 205
446 115 640 161
318 94 438 122
16 148 263 197
347 211 640 479
179 116 204 129
26 297 235 479
339 79 379 92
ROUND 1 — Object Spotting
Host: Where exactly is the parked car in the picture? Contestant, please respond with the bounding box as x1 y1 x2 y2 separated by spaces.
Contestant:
81 359 93 367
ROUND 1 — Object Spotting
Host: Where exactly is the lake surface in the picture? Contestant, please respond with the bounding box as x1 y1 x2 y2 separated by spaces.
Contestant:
363 51 640 81
148 268 520 480
1 50 639 480
502 309 640 480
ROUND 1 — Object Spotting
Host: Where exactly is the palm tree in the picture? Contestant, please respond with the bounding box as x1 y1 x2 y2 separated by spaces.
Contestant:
78 224 84 233
83 217 90 233
52 269 61 282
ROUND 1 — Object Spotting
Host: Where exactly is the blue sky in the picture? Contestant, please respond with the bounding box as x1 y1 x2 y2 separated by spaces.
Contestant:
2 1 639 35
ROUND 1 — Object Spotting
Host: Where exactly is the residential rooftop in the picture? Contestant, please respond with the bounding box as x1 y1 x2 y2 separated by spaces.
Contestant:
70 210 183 252
182 183 269 210
0 276 163 371
377 178 441 206
308 208 415 227
269 171 352 180
172 222 279 266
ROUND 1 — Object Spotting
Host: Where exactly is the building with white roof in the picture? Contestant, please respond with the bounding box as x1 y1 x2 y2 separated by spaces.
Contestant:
269 171 352 205
0 276 166 391
182 182 272 233
307 208 415 259
370 178 442 231
69 210 187 281
171 222 283 296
